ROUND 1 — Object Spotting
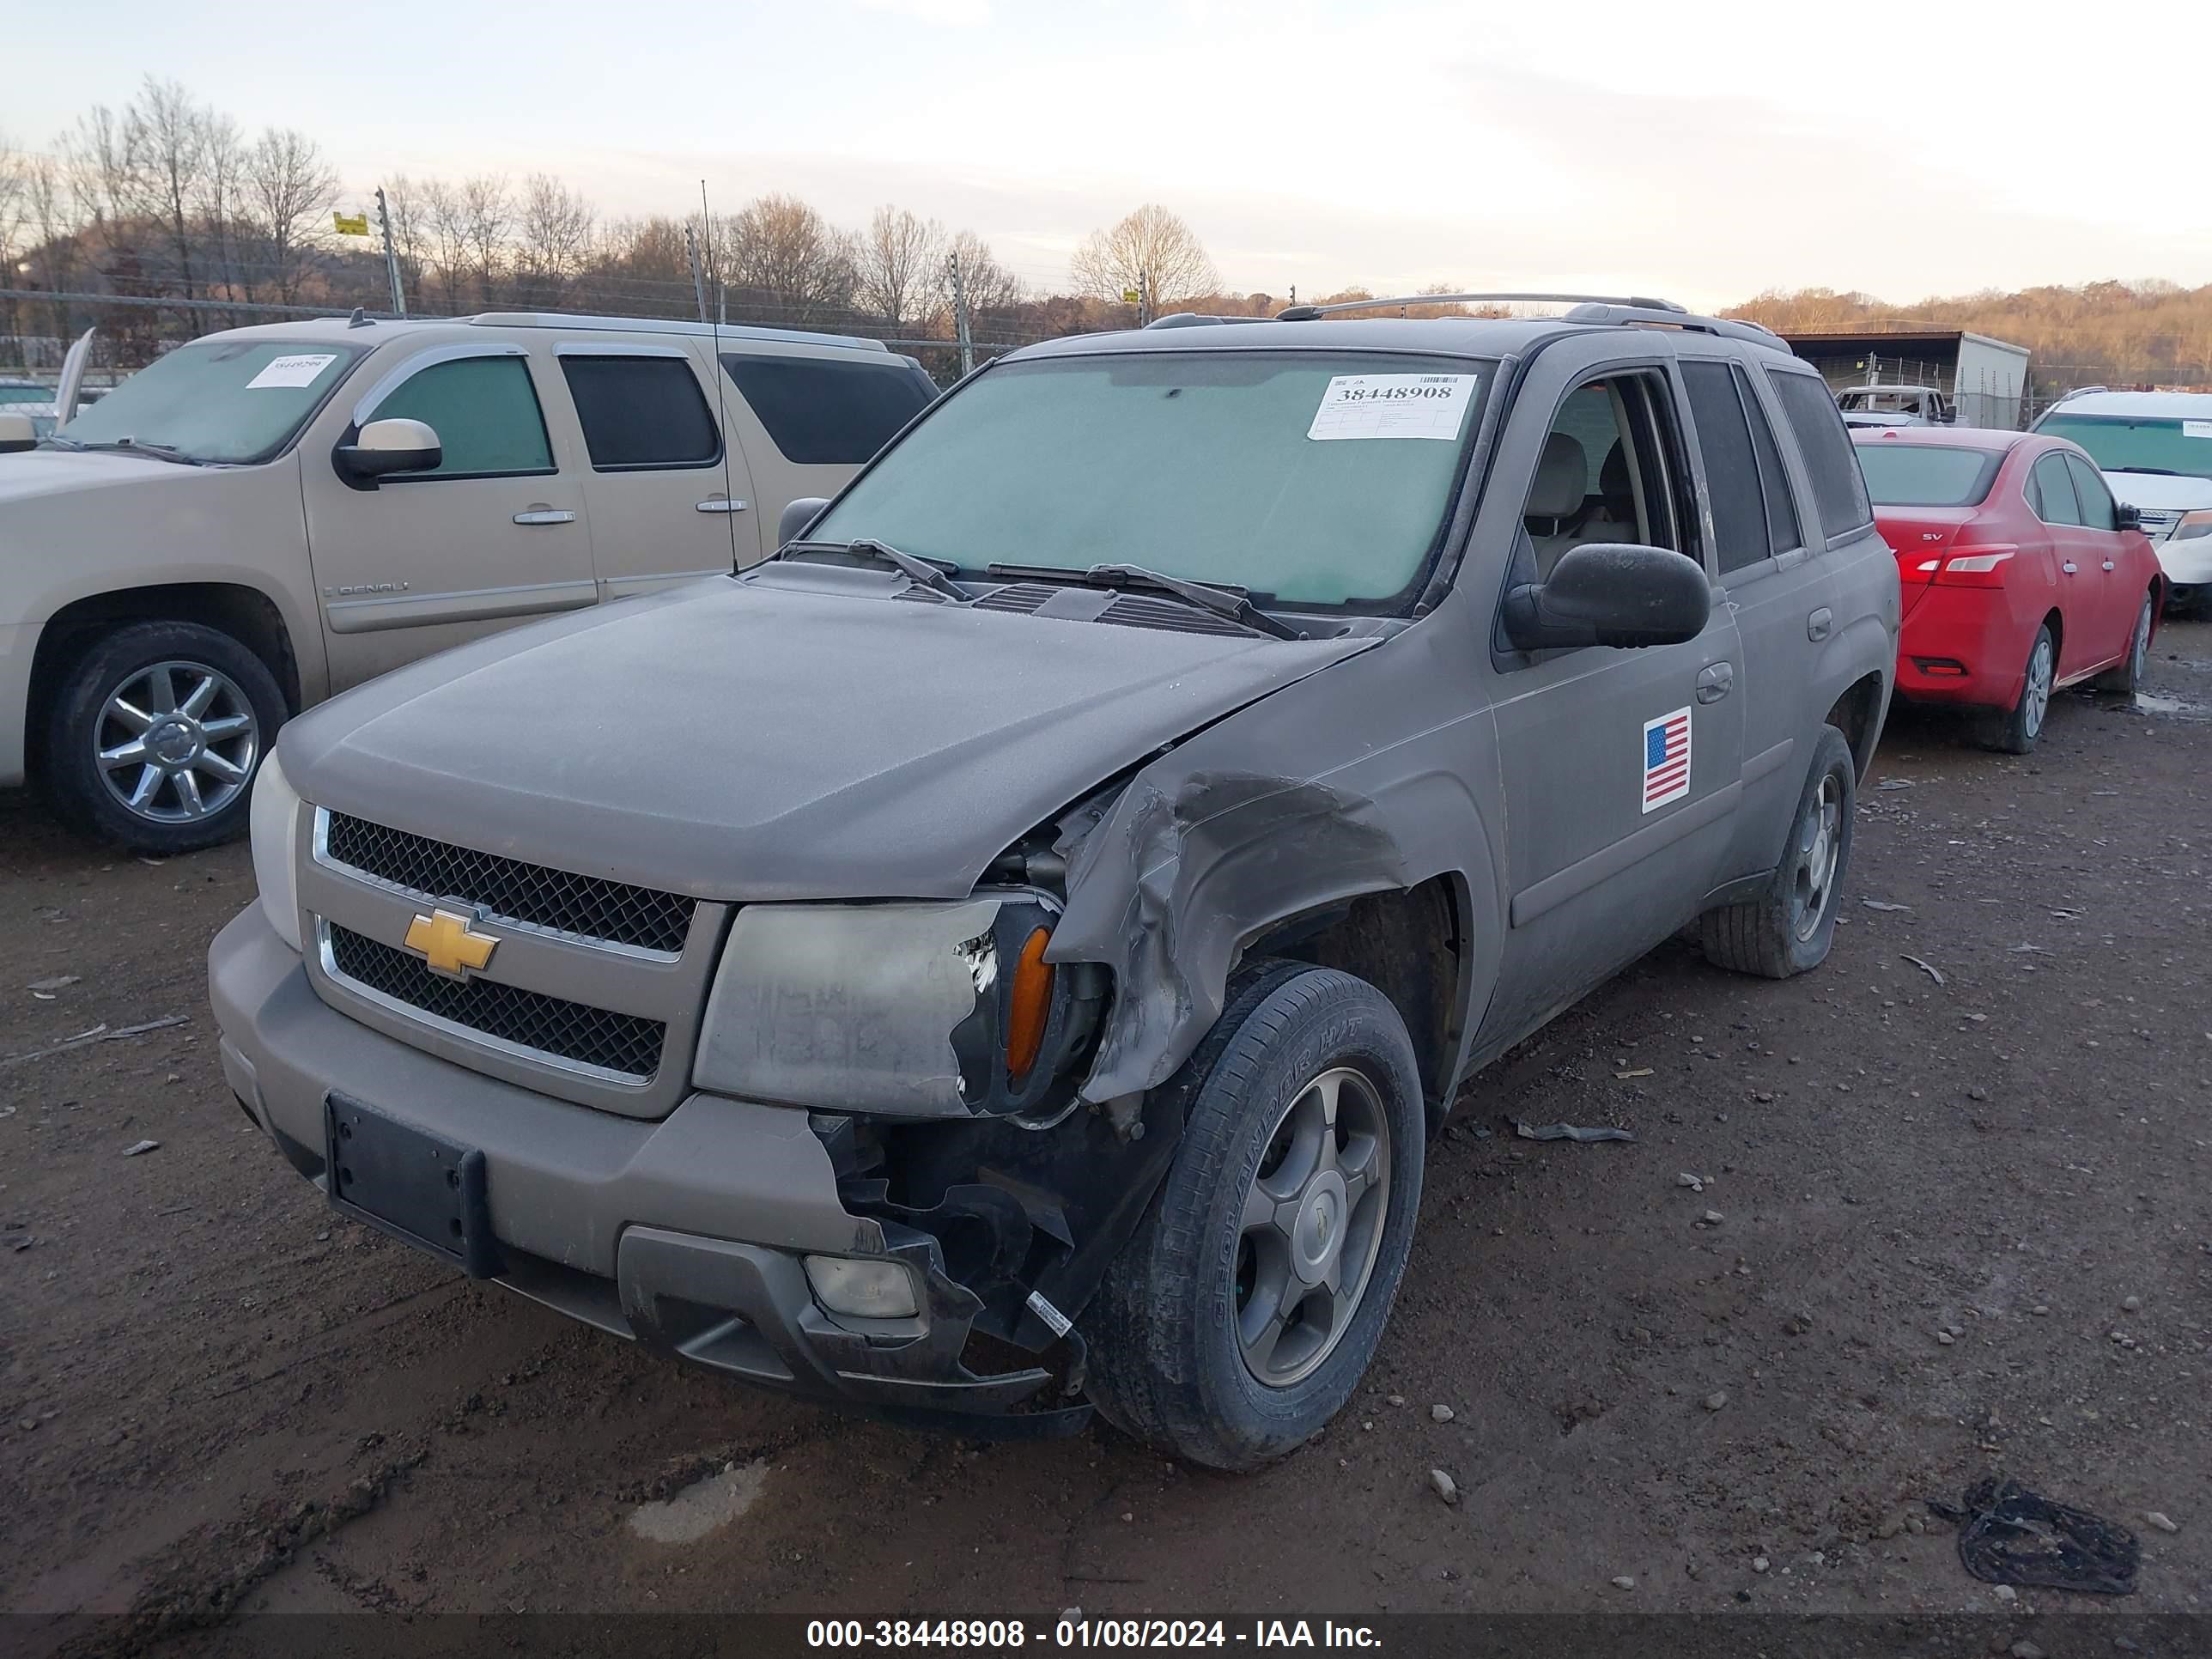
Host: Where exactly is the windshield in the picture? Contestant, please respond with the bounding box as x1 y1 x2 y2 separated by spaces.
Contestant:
1854 442 2003 507
807 350 1491 608
1841 390 1929 412
2036 414 2212 481
56 339 366 464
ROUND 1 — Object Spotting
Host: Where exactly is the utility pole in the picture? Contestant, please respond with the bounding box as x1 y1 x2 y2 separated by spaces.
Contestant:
1138 270 1152 328
684 222 710 324
946 250 974 376
375 186 406 318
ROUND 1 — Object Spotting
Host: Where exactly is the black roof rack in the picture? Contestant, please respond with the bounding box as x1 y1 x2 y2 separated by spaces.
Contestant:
1276 291 1686 320
1273 291 1785 350
1142 312 1271 329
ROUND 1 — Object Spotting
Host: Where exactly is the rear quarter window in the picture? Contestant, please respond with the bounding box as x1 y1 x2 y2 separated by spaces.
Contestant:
720 353 936 465
1768 369 1874 541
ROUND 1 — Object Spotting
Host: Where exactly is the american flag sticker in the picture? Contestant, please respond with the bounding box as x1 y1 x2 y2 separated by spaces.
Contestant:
1642 708 1692 813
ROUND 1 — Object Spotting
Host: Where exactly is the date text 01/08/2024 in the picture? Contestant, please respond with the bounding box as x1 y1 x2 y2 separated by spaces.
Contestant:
805 1618 1382 1648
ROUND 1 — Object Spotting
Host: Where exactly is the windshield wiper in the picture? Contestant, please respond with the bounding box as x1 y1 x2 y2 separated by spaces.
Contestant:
58 436 204 465
781 537 969 603
2102 465 2183 477
986 562 1307 641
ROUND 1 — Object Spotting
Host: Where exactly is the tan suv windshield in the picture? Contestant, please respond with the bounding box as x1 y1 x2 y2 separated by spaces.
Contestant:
57 340 365 465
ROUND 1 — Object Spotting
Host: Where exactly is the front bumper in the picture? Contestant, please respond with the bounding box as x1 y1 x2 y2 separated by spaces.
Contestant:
208 904 1081 1430
2154 533 2212 592
0 622 37 788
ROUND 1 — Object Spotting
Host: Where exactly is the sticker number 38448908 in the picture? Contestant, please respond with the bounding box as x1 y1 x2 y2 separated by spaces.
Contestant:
1642 708 1692 813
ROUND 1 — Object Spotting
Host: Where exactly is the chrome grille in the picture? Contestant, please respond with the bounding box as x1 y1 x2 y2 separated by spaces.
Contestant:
325 924 665 1080
323 812 695 954
2134 507 2182 540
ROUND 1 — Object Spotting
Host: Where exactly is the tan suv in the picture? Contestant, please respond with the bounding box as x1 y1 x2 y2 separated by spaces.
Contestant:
0 312 938 853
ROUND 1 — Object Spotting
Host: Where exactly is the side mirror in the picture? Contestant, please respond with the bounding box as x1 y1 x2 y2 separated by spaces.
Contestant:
0 412 36 454
2116 501 2142 532
1502 543 1713 653
334 416 441 485
779 496 831 548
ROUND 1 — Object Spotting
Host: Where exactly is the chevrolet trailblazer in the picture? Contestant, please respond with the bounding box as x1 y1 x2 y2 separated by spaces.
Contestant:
210 295 1898 1470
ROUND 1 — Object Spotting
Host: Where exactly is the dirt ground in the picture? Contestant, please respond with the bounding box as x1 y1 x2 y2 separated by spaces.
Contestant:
3 625 2208 1652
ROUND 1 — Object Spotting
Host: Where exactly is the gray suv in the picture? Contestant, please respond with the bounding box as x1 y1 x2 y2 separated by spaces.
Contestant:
210 295 1898 1469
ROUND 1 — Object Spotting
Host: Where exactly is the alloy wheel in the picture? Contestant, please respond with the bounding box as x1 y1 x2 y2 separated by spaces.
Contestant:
2022 635 2054 739
1234 1066 1392 1388
1791 772 1844 943
94 659 260 825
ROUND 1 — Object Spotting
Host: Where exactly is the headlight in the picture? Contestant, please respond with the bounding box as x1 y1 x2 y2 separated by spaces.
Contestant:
694 893 1082 1116
248 750 304 952
2172 509 2212 543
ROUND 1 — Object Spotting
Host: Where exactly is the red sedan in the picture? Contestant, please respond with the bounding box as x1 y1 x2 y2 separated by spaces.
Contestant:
1855 428 2166 752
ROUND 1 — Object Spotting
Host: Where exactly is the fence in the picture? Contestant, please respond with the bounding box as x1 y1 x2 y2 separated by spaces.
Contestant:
0 283 1051 390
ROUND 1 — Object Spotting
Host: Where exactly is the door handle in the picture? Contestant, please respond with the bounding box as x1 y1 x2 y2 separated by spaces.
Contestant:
1695 661 1734 702
1806 607 1832 642
696 497 750 514
2061 561 2077 575
513 507 575 526
2102 560 2116 572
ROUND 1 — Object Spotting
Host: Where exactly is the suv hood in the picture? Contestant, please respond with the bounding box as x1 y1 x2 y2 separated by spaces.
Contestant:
0 446 232 505
2099 470 2212 512
282 570 1376 901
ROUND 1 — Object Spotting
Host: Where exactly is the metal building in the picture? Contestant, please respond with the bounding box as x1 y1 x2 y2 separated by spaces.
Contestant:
1778 325 2032 430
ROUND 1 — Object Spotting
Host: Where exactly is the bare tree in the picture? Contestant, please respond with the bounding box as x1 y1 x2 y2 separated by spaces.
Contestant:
194 111 249 303
1070 204 1218 308
381 173 430 301
126 77 211 301
420 179 472 313
725 192 856 323
459 174 512 307
940 228 1022 322
514 173 594 303
854 205 945 333
244 128 338 306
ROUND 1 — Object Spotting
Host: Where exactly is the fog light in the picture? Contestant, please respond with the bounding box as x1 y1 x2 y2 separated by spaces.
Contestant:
803 1255 919 1319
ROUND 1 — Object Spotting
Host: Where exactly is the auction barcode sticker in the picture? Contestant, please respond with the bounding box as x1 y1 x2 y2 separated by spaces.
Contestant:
246 353 337 390
1308 373 1475 441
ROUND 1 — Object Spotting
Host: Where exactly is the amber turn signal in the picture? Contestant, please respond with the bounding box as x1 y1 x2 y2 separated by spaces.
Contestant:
1005 927 1055 1083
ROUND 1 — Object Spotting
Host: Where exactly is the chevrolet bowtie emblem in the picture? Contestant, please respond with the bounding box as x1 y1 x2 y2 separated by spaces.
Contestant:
404 908 499 979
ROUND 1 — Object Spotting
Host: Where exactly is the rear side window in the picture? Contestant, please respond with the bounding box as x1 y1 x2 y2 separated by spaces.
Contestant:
2031 453 2082 526
373 356 553 478
720 353 935 465
560 355 719 470
2066 455 2118 531
1768 369 1874 540
1682 362 1768 574
1735 366 1803 556
1853 443 2003 507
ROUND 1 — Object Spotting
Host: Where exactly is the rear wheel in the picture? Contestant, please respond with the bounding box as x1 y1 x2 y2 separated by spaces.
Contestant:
1084 963 1424 1470
2093 592 2154 695
1700 724 1856 980
42 620 285 854
1983 623 2055 755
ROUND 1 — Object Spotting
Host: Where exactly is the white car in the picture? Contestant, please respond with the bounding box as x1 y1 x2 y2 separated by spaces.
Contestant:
2033 389 2212 611
1838 384 1952 428
0 312 939 852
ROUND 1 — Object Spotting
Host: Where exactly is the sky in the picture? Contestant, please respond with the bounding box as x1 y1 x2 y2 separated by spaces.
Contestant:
12 0 2212 312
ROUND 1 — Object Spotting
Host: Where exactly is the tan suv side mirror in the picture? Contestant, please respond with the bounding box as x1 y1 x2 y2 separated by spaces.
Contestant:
335 416 441 485
0 412 38 454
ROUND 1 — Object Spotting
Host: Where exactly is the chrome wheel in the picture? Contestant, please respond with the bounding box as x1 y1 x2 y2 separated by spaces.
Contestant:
1790 772 1844 943
94 660 259 825
1234 1066 1392 1389
2127 599 2151 684
2021 633 2054 739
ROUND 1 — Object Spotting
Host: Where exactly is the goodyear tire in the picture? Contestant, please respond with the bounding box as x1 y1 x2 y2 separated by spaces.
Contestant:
43 620 285 855
1084 961 1425 1471
1699 724 1856 980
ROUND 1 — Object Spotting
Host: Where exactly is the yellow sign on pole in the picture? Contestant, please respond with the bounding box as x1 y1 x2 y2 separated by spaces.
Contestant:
332 212 371 237
1122 289 1141 305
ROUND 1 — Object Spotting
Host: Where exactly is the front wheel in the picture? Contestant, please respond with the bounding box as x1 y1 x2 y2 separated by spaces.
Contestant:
1700 723 1856 980
1084 963 1425 1471
42 620 286 854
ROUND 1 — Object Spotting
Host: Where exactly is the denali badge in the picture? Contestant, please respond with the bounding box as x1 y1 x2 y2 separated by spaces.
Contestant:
403 908 499 980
